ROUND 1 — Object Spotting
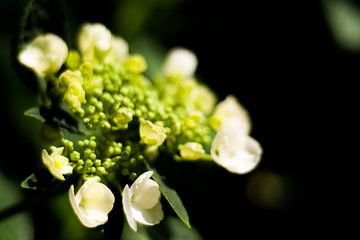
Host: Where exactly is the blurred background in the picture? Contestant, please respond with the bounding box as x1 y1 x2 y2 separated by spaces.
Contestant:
0 0 354 239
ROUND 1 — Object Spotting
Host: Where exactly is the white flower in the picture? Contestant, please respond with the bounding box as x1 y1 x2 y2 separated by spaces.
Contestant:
163 48 198 78
122 171 163 231
42 147 72 181
18 33 68 77
69 178 115 228
212 95 251 134
211 127 262 174
78 23 112 60
104 36 129 63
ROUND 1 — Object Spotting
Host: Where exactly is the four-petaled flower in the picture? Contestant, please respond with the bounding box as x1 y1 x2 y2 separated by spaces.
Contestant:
69 177 115 228
122 171 164 231
42 147 73 181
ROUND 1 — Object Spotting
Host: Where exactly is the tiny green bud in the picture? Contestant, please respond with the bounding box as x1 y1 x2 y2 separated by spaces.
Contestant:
85 159 93 167
66 51 81 70
97 166 106 175
94 159 102 167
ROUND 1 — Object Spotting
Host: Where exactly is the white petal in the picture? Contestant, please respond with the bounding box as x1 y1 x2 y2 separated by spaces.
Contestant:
163 48 198 77
122 184 137 231
211 128 262 174
132 179 161 209
80 181 115 215
51 147 64 156
78 23 112 57
60 165 73 175
130 171 153 190
104 36 129 63
213 95 251 134
130 202 164 226
42 149 64 181
122 171 164 231
18 34 68 77
69 185 102 228
69 179 115 228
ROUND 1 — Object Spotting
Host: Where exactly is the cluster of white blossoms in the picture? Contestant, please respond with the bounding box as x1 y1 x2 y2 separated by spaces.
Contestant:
18 22 262 231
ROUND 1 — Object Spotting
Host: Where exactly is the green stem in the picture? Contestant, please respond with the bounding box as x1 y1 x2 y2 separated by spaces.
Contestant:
18 0 34 46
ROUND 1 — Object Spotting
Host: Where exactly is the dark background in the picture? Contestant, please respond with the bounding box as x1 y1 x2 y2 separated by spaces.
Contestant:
0 0 354 239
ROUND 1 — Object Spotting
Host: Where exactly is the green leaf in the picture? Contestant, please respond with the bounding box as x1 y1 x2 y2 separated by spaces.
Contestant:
0 173 33 240
20 174 38 190
24 107 45 123
146 165 191 228
323 0 360 51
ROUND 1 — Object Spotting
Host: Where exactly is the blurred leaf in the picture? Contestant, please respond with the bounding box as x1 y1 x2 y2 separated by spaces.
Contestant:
121 221 151 240
146 165 191 228
152 216 202 240
121 216 202 240
0 173 33 240
51 194 90 240
24 107 45 123
323 0 360 51
39 106 84 134
132 36 166 77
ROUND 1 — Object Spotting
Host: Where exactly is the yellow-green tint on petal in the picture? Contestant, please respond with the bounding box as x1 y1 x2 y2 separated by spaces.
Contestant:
80 62 103 95
123 54 147 74
18 33 68 77
42 147 72 180
60 70 84 86
178 142 206 160
139 120 166 146
80 62 93 81
64 81 86 111
185 111 203 128
189 85 216 114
